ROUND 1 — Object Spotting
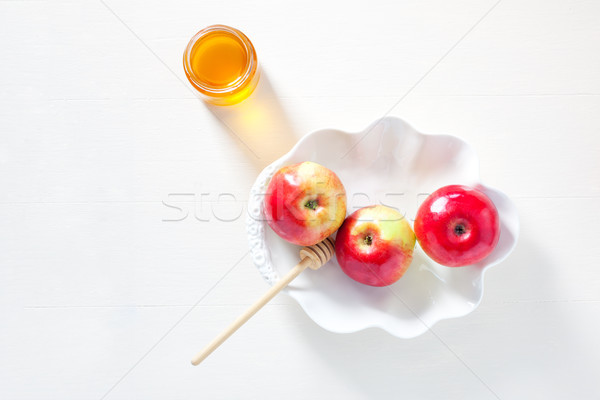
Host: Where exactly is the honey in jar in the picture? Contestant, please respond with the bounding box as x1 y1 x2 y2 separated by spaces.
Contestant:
183 25 260 105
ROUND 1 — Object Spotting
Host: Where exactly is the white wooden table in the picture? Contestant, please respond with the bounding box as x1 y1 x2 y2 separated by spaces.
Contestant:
1 0 599 398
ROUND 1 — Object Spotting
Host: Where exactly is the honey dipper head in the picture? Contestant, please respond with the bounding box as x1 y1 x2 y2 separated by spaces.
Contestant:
299 237 335 270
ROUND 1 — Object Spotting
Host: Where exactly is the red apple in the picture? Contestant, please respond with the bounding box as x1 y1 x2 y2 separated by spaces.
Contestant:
414 185 500 267
335 205 416 287
264 161 347 246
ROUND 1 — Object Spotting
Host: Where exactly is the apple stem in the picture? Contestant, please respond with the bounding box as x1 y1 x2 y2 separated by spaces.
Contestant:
305 200 318 210
454 224 466 236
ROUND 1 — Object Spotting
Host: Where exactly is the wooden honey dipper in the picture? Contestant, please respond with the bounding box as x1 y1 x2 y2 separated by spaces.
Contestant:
191 236 335 365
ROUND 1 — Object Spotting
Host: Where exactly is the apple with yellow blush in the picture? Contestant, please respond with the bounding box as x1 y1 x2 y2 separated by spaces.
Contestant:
264 161 347 246
335 205 416 287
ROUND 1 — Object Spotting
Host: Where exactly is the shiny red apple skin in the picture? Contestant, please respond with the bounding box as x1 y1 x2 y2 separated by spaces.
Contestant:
335 205 416 287
414 185 500 267
264 161 347 246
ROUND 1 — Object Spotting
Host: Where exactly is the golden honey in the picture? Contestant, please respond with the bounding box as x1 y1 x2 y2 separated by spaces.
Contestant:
183 25 259 105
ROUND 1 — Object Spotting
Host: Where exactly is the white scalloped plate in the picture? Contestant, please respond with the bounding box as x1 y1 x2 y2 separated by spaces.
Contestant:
246 117 519 338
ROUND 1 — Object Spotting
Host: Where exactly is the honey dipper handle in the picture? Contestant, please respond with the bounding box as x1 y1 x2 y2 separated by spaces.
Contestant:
191 256 313 366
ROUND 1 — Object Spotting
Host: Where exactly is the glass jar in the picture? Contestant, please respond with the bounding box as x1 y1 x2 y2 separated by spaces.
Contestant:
183 25 260 106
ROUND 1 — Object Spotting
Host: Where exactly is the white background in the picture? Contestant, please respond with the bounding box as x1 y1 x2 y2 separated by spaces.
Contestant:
1 0 599 399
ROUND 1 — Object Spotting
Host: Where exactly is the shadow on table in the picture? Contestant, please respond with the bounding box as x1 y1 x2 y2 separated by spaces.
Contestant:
293 312 422 398
473 236 600 394
293 234 599 397
203 69 300 172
